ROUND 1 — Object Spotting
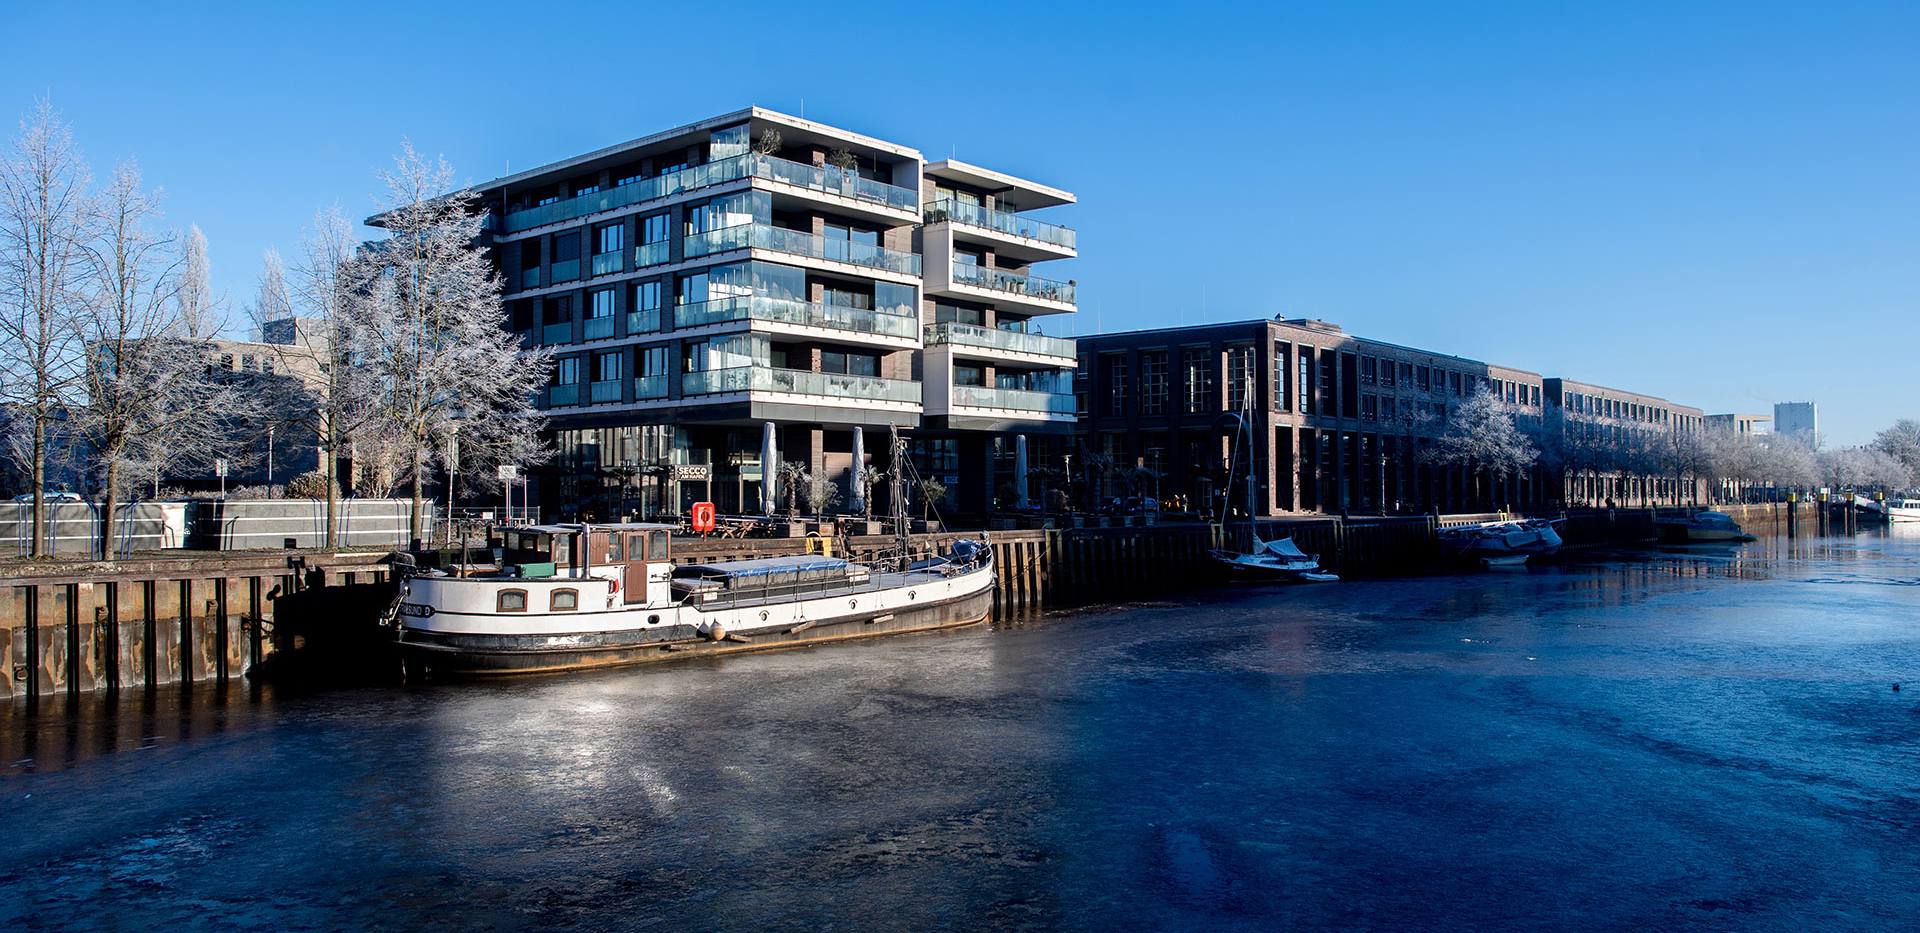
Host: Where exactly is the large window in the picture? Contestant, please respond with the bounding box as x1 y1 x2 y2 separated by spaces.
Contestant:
1298 347 1312 415
551 231 581 281
820 350 879 377
1225 345 1254 412
630 281 661 333
934 302 985 326
1274 342 1290 412
1183 347 1215 414
1141 350 1169 416
594 222 623 256
1105 353 1128 416
551 356 580 385
594 350 623 383
954 365 985 387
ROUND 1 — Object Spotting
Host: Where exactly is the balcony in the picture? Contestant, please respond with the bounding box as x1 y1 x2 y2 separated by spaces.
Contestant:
499 157 754 234
682 365 921 406
583 315 615 340
675 295 918 341
750 155 919 215
633 374 669 400
590 252 621 276
951 385 1076 416
925 322 1074 362
633 240 670 267
589 379 622 403
496 152 918 236
550 258 580 283
547 383 580 407
542 321 573 345
952 262 1073 304
627 308 661 335
684 223 921 277
925 198 1076 253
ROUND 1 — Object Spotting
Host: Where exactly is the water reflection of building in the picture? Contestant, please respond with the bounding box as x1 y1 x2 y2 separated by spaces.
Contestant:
465 107 1076 522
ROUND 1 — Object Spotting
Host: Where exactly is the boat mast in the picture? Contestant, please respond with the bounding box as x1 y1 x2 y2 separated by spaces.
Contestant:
891 423 909 571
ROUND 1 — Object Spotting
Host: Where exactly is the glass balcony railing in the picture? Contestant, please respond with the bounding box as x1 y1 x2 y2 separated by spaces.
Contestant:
951 385 1076 415
496 152 917 235
633 240 670 267
547 383 580 407
590 252 621 276
924 322 1075 359
520 267 540 289
951 262 1074 305
633 374 669 400
682 366 921 405
499 157 755 234
675 295 918 339
924 199 1076 250
542 322 573 345
583 315 615 340
685 223 921 276
589 379 622 403
550 258 580 283
627 308 661 335
751 155 919 212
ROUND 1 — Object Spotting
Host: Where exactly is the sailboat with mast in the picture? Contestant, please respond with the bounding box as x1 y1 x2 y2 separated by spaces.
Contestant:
1205 383 1339 584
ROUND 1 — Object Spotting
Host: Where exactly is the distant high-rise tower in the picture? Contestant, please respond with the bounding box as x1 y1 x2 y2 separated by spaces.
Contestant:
1774 401 1818 442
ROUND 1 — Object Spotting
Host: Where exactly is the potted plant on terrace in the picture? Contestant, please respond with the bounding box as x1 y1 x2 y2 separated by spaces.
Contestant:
915 477 947 534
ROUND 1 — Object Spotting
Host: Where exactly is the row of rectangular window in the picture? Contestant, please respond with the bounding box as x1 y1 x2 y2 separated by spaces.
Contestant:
1094 343 1544 418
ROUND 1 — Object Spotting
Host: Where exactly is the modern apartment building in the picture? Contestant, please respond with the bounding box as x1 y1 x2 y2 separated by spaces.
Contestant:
1073 318 1551 517
462 108 1076 521
1773 401 1818 443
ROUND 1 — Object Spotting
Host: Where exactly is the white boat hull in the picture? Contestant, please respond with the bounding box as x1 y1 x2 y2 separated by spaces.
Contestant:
396 559 996 676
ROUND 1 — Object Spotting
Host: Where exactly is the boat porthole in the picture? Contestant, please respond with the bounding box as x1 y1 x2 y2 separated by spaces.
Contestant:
648 614 659 625
908 590 916 601
849 599 857 609
759 610 769 621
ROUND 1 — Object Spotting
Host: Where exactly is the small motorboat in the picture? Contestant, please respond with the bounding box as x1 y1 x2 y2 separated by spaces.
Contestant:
1437 518 1563 568
1655 510 1757 543
1210 534 1340 583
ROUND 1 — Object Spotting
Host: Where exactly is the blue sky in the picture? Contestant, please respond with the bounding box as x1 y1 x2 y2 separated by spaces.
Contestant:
4 1 1914 444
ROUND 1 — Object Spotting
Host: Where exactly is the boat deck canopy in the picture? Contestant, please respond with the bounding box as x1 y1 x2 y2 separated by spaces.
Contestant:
675 555 851 581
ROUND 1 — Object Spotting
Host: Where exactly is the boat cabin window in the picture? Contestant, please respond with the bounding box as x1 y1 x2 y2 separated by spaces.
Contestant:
626 534 645 559
647 530 670 561
550 588 578 611
497 589 528 612
607 534 623 561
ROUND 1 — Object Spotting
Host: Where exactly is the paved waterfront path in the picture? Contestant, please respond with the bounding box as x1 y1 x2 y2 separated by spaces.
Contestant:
4 531 1918 930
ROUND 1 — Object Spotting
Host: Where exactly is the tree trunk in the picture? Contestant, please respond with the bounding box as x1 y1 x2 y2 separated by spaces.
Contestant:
410 460 425 547
324 420 339 549
99 457 120 560
30 412 46 558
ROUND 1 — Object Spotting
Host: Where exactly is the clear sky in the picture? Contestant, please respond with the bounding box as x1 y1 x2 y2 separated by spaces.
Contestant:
4 1 1914 444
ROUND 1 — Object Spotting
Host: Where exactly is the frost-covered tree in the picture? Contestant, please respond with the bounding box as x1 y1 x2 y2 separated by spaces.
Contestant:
359 142 549 542
1872 420 1920 482
0 100 90 556
175 223 222 339
1424 387 1538 509
244 206 385 546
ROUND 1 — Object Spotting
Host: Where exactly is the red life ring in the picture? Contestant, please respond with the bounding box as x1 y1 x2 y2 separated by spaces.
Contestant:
609 577 620 595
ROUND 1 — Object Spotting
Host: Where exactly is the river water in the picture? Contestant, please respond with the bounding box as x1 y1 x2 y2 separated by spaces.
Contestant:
4 529 1919 930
